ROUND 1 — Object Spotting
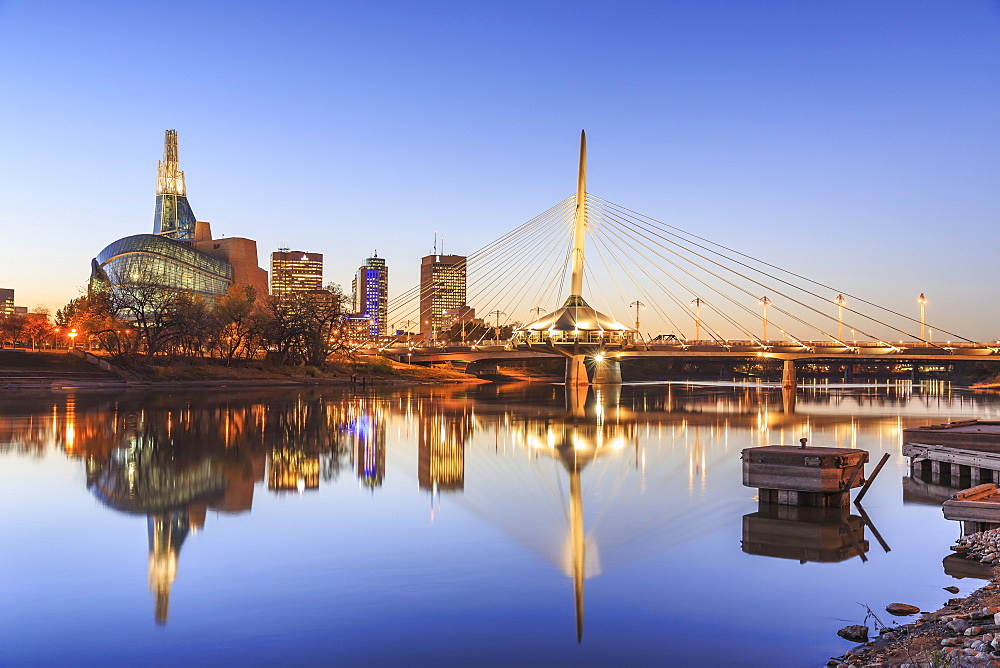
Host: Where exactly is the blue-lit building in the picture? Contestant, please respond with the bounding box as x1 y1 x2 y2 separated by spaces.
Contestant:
351 254 388 338
91 130 267 300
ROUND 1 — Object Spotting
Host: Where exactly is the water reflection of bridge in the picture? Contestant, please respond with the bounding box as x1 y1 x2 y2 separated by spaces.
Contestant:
4 382 999 634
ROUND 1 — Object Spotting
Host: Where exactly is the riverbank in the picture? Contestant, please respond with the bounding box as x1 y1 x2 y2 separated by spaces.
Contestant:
0 349 485 393
832 550 1000 666
972 382 1000 391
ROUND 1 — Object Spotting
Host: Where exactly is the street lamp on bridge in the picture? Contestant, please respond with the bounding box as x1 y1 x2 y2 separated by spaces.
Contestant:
759 296 771 343
489 310 506 343
629 300 645 334
834 294 846 341
690 298 704 341
918 293 927 341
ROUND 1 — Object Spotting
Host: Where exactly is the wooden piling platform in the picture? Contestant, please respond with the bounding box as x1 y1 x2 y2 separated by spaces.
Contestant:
943 483 1000 526
904 420 1000 449
903 420 1000 490
741 445 868 508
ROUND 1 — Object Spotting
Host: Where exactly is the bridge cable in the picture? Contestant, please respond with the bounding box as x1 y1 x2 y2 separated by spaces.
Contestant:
591 195 967 345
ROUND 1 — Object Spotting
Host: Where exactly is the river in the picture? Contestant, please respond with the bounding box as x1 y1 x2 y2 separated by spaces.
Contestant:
1 380 996 665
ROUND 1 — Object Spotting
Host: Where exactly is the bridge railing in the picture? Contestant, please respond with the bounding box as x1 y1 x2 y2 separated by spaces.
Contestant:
513 330 632 346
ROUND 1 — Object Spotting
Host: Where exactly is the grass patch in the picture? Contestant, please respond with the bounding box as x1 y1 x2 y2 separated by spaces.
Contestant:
0 350 97 372
118 355 477 383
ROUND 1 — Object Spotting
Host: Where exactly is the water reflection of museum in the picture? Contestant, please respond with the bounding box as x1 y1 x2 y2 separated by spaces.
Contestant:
28 383 975 631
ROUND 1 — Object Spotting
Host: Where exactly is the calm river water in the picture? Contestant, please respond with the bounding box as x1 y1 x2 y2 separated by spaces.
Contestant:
1 381 997 666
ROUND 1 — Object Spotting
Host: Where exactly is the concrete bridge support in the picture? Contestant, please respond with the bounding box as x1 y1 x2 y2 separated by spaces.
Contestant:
566 355 589 386
781 360 797 389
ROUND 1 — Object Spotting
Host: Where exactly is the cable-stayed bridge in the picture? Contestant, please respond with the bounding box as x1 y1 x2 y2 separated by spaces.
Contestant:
366 132 998 385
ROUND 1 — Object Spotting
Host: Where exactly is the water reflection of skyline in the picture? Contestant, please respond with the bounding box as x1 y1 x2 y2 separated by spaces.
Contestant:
3 382 1000 636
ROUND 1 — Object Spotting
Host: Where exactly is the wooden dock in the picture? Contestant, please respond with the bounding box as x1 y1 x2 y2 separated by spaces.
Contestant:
942 483 1000 534
903 419 1000 488
904 420 1000 449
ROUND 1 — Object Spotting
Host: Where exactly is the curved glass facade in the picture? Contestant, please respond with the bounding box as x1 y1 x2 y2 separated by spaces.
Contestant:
93 234 232 296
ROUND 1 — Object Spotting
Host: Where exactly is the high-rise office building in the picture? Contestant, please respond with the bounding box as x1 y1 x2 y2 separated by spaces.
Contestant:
270 250 323 299
352 254 387 338
420 254 467 337
0 289 13 316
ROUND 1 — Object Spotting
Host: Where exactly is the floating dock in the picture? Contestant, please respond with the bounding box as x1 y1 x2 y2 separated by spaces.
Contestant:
741 445 868 508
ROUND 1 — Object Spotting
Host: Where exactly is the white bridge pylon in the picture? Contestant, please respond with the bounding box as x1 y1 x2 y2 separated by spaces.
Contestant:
511 131 634 385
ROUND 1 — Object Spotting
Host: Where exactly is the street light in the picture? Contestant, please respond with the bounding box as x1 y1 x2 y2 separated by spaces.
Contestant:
488 310 506 343
918 293 927 341
833 294 846 341
690 298 704 341
759 296 771 343
68 328 78 348
629 300 645 333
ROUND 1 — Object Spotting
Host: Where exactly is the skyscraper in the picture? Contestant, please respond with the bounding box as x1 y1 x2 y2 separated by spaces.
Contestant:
270 250 323 299
0 289 13 316
419 254 466 337
352 254 388 338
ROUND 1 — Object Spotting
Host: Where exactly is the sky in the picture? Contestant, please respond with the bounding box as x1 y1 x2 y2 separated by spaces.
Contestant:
1 1 999 337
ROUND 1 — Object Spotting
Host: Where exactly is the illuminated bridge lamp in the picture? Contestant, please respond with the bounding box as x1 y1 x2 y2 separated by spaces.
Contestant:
759 296 771 343
834 294 846 341
918 293 927 341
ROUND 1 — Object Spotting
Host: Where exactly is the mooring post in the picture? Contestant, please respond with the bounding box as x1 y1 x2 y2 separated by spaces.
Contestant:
781 359 797 389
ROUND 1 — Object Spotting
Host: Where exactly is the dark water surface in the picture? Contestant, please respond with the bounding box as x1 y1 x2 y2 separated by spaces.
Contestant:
1 381 997 666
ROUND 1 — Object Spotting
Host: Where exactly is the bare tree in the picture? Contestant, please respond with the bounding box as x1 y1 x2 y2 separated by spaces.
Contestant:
212 284 260 366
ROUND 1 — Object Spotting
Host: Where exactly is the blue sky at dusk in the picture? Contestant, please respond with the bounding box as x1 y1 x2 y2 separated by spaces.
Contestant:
1 1 998 336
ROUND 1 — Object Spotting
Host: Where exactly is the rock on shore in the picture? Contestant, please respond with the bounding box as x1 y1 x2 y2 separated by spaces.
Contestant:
829 581 1000 666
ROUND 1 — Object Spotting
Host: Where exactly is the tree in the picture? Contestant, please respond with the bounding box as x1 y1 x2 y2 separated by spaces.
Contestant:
99 274 184 359
212 284 261 366
20 307 53 350
262 284 349 366
172 292 216 357
0 313 25 348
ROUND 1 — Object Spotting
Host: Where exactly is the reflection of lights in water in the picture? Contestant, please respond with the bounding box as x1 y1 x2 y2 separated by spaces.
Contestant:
64 396 76 452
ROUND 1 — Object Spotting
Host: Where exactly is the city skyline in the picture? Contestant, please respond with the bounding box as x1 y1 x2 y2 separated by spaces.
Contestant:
1 2 999 337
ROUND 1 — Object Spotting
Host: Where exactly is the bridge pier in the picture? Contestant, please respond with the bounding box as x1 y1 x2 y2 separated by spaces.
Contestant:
781 360 797 389
566 355 589 386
